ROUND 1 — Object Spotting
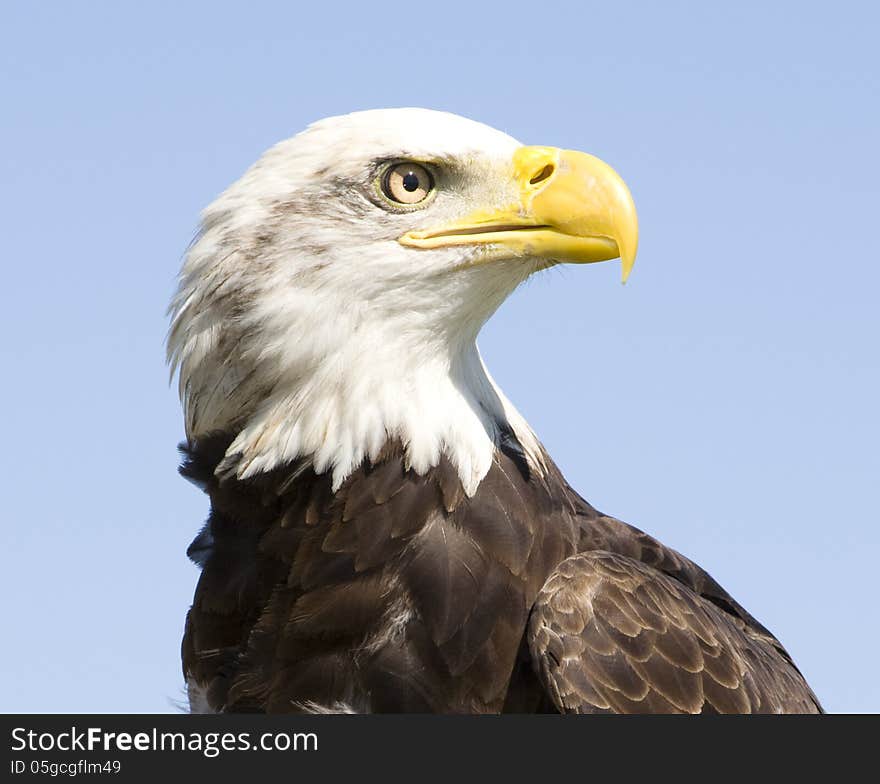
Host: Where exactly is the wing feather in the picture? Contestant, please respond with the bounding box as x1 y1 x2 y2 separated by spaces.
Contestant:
528 551 822 714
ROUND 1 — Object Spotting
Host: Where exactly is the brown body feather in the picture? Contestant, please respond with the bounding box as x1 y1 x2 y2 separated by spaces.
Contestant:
181 435 821 714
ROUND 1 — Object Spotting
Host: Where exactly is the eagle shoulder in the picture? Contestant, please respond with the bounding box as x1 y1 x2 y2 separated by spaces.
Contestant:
526 548 822 713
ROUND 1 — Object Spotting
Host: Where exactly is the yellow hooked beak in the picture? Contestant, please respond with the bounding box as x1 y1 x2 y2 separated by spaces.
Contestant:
399 146 638 282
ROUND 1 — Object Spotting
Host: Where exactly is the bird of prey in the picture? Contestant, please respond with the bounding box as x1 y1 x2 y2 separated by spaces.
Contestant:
168 108 821 714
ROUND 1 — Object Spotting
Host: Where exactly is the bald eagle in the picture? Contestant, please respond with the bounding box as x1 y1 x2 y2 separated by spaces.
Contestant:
168 109 821 714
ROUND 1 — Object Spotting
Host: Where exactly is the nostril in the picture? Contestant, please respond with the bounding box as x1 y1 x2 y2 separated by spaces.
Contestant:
529 164 555 185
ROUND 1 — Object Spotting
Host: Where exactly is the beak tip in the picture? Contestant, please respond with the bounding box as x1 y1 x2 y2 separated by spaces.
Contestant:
620 251 636 284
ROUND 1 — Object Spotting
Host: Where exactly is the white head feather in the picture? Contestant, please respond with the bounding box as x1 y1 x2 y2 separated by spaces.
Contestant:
168 108 546 495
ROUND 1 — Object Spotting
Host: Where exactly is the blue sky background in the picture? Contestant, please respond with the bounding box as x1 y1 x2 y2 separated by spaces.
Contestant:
1 1 877 713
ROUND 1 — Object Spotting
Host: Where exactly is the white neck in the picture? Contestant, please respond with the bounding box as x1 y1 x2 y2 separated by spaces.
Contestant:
217 331 543 495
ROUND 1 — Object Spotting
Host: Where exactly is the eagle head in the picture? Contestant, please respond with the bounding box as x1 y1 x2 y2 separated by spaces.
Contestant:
167 108 637 494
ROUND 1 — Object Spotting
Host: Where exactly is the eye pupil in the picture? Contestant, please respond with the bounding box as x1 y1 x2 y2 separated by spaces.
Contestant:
402 172 420 192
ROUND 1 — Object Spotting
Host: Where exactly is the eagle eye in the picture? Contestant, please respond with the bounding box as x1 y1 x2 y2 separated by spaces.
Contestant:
381 162 434 205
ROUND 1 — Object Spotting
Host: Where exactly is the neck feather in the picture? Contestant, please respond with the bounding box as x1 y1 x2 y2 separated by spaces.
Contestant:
213 338 544 496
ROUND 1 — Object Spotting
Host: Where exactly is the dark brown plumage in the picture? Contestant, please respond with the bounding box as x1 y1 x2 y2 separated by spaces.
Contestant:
180 433 821 714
